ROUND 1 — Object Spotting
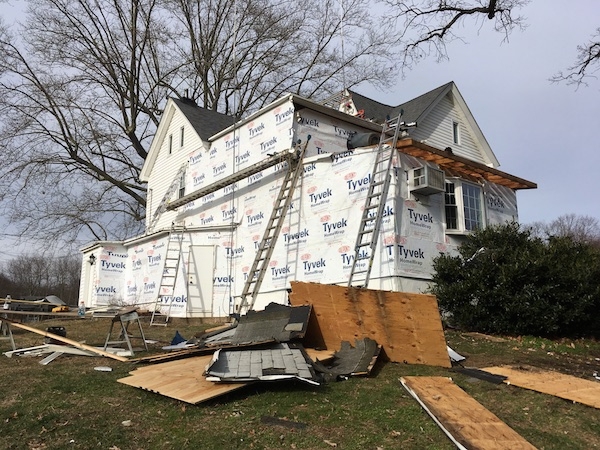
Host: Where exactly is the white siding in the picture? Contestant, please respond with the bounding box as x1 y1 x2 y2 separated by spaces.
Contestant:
410 94 488 165
145 111 207 232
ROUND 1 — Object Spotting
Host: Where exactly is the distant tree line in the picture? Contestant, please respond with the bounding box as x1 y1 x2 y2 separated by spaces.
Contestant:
431 214 600 338
0 255 81 305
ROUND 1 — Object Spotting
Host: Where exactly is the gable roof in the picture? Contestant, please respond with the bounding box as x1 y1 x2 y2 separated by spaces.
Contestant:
171 98 236 141
349 81 499 168
140 98 235 181
349 82 453 124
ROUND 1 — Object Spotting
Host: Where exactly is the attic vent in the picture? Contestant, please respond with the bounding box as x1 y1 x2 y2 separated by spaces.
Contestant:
410 166 445 195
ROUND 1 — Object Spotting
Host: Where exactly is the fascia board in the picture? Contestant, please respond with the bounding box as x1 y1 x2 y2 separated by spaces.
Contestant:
139 99 178 181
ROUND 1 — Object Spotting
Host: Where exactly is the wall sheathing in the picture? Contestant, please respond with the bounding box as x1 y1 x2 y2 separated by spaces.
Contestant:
82 99 519 318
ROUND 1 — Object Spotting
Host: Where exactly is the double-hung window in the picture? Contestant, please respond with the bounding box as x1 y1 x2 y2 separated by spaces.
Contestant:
444 180 484 232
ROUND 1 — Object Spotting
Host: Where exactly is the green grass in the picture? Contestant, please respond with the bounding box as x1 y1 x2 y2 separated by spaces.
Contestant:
1 317 600 449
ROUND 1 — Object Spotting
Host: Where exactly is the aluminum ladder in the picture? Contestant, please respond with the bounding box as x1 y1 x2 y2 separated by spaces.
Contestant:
150 224 186 325
347 114 405 289
237 136 312 315
147 163 187 233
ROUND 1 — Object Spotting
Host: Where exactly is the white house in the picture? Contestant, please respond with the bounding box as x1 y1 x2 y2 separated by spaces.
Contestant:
79 81 536 319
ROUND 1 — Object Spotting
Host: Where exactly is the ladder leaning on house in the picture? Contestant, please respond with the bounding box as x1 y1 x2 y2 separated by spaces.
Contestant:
150 224 186 326
236 135 312 315
147 162 188 233
347 113 407 289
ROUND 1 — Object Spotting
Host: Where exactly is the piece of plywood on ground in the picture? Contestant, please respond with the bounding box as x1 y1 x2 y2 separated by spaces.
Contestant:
484 365 600 409
289 282 450 367
401 376 536 450
118 354 248 404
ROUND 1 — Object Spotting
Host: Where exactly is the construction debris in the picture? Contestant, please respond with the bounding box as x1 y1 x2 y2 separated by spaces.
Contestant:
205 343 320 385
484 365 600 409
289 281 451 367
3 318 129 362
401 376 537 450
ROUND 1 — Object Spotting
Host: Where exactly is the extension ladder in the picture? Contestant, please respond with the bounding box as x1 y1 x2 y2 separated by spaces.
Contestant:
150 224 186 325
347 114 404 288
237 136 312 314
147 162 188 232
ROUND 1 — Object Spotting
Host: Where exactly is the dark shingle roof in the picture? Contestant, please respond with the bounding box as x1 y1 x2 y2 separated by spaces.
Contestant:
349 81 454 124
172 98 236 141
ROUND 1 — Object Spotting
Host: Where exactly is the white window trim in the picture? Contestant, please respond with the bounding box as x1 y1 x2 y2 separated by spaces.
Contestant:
444 178 485 234
452 121 461 145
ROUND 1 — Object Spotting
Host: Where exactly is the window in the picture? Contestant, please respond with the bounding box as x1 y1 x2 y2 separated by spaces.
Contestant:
452 121 460 145
445 180 484 232
168 134 173 154
180 126 185 147
178 169 186 198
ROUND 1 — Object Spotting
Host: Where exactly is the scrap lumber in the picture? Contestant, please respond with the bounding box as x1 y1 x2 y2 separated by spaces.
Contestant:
484 365 600 409
401 376 536 450
3 318 129 362
289 281 450 367
118 354 248 404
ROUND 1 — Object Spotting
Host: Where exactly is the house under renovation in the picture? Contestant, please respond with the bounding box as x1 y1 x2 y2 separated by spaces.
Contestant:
79 81 536 320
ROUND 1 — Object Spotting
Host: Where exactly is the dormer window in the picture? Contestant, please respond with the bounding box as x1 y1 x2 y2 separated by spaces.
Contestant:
452 121 460 145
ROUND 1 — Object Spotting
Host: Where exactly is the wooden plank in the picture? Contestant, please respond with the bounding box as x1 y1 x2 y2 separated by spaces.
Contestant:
118 354 248 404
289 282 450 367
484 365 600 409
401 376 536 450
4 318 129 362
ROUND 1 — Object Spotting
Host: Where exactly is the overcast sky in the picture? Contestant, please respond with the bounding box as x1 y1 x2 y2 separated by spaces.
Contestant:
0 1 598 264
360 0 600 226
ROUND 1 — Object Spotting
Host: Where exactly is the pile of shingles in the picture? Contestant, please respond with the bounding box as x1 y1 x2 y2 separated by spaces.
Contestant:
118 281 452 404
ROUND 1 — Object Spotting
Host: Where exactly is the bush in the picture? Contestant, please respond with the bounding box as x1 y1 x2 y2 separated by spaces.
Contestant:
431 222 600 338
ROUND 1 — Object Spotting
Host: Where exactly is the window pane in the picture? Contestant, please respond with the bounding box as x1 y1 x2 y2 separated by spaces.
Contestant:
462 184 482 231
445 182 458 230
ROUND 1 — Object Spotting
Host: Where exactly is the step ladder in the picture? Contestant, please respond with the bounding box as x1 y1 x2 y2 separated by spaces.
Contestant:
147 163 188 233
347 114 406 289
237 135 312 315
150 224 186 326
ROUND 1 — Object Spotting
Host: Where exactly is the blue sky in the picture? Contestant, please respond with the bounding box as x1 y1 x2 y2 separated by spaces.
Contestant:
1 1 599 264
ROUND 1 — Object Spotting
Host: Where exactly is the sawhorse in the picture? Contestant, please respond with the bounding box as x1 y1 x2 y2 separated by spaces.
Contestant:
103 309 148 356
1 319 16 351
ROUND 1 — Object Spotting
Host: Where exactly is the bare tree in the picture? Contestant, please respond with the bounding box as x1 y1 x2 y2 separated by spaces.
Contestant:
0 0 400 250
551 28 600 86
171 0 399 115
0 0 180 249
3 254 81 302
380 0 529 70
527 214 600 247
382 0 600 86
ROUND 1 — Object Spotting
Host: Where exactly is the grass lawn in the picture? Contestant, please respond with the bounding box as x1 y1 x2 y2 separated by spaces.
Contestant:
1 316 600 449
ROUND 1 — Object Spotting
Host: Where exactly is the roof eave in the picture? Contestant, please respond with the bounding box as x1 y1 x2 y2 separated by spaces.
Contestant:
397 139 536 190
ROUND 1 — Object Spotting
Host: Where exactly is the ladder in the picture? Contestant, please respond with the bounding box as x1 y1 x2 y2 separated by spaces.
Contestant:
147 163 188 233
237 136 312 315
347 114 404 288
150 224 186 326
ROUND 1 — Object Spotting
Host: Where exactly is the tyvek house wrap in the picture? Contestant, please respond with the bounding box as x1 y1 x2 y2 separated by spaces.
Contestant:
89 97 518 318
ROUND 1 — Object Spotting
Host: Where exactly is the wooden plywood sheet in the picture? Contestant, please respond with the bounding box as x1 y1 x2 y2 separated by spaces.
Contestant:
289 282 450 367
401 376 536 450
118 354 248 404
484 365 600 409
